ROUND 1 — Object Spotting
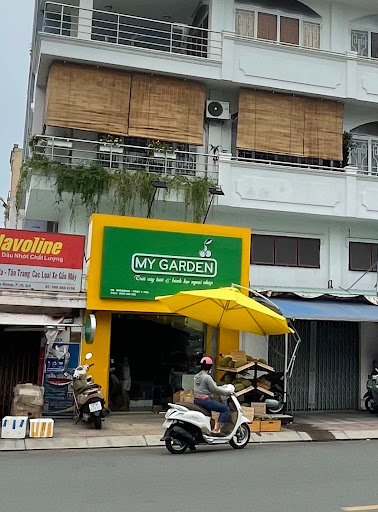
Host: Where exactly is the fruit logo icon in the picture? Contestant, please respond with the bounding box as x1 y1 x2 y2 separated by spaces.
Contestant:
199 239 212 258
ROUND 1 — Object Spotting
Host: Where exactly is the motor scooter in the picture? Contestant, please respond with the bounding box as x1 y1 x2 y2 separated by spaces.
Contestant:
362 362 378 413
72 353 109 429
161 386 251 454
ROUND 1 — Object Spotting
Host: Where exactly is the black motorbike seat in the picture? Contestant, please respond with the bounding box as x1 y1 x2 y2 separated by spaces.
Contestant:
176 402 211 417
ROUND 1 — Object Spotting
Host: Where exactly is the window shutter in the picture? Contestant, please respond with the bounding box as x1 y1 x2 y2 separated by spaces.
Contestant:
280 17 299 45
128 74 205 145
303 22 320 49
257 12 277 41
45 62 131 135
235 9 255 38
237 90 344 161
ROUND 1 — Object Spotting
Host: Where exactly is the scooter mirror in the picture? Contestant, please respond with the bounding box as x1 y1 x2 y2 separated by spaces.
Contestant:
85 352 93 360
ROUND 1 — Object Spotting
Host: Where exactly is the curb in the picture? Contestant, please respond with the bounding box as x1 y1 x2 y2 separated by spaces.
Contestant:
2 429 378 451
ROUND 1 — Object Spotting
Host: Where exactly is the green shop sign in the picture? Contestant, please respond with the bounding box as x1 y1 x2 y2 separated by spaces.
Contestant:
100 227 242 300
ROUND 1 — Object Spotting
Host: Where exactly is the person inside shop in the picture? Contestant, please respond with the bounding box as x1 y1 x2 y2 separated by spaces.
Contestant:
194 356 230 435
117 356 131 411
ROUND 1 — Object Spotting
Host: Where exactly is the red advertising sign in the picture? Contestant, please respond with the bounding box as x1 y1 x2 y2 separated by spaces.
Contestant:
0 229 85 292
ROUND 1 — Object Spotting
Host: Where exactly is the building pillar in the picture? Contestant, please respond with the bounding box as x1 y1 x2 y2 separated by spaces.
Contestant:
82 310 112 403
78 0 93 40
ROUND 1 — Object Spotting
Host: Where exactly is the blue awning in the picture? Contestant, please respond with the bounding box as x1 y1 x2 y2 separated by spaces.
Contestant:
273 298 378 322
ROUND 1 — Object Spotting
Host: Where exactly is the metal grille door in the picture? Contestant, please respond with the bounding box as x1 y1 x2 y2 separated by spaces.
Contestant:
269 320 359 411
0 332 40 417
315 321 359 410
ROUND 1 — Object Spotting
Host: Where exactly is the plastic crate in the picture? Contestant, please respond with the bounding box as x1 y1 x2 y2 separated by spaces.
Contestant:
29 418 54 438
1 416 28 439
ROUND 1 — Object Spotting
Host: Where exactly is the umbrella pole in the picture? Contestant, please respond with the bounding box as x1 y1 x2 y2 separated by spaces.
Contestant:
209 326 218 378
284 332 288 414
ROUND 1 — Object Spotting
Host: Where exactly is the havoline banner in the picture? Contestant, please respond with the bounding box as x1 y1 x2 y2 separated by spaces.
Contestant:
100 227 243 300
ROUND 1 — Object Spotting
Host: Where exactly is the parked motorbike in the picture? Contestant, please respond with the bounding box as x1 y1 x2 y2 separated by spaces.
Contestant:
161 386 251 454
72 353 109 429
245 371 285 414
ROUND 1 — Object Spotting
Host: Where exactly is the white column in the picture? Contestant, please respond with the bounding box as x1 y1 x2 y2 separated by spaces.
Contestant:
217 152 232 206
78 0 93 40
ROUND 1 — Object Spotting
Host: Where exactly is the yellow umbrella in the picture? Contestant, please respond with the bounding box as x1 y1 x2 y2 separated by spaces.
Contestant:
156 286 293 336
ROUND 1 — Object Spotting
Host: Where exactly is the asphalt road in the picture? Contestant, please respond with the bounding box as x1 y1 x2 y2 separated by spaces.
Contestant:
1 442 377 512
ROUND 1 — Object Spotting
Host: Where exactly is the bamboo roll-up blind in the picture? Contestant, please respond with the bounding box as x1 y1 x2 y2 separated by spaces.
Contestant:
237 89 344 161
128 74 205 145
305 99 344 161
45 62 131 135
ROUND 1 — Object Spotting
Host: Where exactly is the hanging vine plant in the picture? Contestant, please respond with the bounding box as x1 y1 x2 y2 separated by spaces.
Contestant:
16 156 216 223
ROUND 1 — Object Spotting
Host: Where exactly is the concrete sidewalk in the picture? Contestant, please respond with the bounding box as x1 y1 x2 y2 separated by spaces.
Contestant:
1 410 378 451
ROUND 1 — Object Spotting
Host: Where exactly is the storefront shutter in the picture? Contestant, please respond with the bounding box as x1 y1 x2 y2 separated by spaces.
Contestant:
128 74 205 145
45 62 131 135
257 12 277 41
237 89 344 161
280 17 299 45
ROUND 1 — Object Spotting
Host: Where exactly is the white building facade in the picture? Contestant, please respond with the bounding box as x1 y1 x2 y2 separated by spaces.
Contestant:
13 0 378 411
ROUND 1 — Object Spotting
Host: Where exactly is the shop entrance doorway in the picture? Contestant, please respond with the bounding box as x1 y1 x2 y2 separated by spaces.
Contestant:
109 314 205 412
0 329 41 417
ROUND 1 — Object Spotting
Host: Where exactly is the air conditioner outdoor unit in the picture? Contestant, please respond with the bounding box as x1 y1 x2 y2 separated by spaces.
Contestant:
206 100 230 120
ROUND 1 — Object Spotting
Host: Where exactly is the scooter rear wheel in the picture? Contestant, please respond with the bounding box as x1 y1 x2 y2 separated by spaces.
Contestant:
365 397 375 413
165 438 188 454
94 416 102 429
229 423 250 449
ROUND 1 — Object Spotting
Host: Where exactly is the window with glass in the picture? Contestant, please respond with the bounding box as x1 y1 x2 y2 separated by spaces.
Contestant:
251 235 320 268
349 242 378 272
235 8 320 49
351 29 378 58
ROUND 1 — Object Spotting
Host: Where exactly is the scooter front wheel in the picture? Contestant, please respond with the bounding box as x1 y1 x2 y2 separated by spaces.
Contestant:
165 438 188 454
229 423 250 449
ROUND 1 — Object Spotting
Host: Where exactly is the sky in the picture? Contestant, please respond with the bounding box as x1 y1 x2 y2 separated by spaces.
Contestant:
0 0 34 204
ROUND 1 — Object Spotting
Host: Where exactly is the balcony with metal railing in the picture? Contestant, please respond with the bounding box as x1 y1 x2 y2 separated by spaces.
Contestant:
30 135 219 181
41 2 222 61
214 152 378 221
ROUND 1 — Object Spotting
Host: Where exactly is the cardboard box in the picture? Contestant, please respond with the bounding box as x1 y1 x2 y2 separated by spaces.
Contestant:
13 384 44 406
249 420 261 432
11 402 42 419
173 390 194 404
260 420 281 432
241 406 255 423
251 402 266 416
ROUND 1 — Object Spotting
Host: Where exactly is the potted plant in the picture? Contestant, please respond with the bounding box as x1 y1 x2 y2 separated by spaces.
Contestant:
148 140 176 160
99 133 124 154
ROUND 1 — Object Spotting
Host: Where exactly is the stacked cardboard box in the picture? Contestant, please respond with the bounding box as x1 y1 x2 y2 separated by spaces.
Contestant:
11 384 44 419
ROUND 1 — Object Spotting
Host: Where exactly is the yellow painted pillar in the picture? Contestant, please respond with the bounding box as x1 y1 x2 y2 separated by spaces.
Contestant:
219 328 239 359
81 311 112 403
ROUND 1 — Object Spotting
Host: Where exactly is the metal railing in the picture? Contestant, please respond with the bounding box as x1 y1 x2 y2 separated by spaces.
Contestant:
42 2 222 61
233 155 343 173
32 136 219 181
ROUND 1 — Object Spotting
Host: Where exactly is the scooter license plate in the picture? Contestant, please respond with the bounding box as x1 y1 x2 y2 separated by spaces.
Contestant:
89 401 102 412
163 420 173 428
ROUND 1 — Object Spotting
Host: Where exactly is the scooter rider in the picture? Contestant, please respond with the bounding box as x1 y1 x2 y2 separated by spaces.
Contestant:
194 357 230 434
